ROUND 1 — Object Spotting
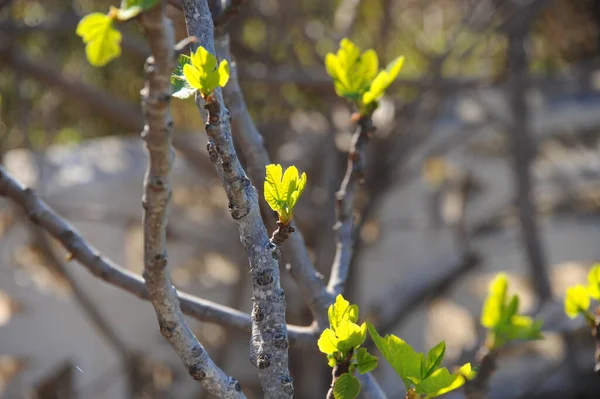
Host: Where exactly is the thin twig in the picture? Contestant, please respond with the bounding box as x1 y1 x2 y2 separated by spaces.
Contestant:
181 1 293 396
138 3 245 397
464 347 497 399
328 116 374 298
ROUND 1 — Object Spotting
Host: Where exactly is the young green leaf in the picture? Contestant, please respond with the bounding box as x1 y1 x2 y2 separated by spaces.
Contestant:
182 45 230 98
481 273 544 349
115 0 159 20
422 341 446 380
171 55 196 99
481 273 508 329
367 322 422 389
335 321 367 353
355 348 378 374
325 39 379 102
264 164 307 223
318 328 340 355
564 284 591 319
76 13 122 67
329 294 359 331
333 373 361 399
362 56 405 106
587 264 600 299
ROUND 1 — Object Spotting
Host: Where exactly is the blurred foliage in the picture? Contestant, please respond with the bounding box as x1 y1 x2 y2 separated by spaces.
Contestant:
1 0 600 152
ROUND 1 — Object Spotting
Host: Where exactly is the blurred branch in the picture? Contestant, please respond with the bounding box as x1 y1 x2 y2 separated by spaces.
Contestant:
505 5 553 303
181 1 293 396
327 117 374 297
215 34 333 329
138 4 245 397
366 252 479 340
0 32 144 131
464 348 497 399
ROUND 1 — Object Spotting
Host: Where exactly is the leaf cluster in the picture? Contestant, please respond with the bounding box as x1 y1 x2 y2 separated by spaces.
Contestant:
76 0 159 67
318 295 378 399
481 273 543 350
368 324 476 399
263 164 307 224
174 46 230 99
325 38 404 116
564 264 600 323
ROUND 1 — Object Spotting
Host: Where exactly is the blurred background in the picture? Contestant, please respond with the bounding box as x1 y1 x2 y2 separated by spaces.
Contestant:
2 0 600 397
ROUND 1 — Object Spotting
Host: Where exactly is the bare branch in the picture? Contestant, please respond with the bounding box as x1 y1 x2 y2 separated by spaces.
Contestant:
327 117 374 298
0 167 316 345
464 348 497 399
180 1 292 396
506 8 552 303
137 4 245 397
215 34 332 328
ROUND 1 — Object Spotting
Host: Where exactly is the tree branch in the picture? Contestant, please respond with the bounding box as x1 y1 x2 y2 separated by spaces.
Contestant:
137 4 245 397
215 34 332 328
0 166 316 346
327 116 374 297
180 1 292 396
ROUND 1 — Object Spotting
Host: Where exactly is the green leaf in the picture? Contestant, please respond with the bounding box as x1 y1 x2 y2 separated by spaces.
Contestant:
564 284 590 319
171 55 195 99
415 367 463 397
336 321 366 352
116 0 159 20
264 164 284 211
181 45 229 97
588 264 600 300
362 56 404 106
367 322 422 389
333 373 361 399
422 341 445 380
355 348 378 374
263 164 306 223
218 60 230 87
325 39 384 102
329 295 359 331
458 363 477 380
76 13 122 67
481 273 508 328
318 328 340 355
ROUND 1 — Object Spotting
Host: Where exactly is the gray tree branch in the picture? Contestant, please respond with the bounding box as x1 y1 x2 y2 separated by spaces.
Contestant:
137 3 245 397
215 34 332 328
213 33 387 399
327 116 374 298
180 1 293 396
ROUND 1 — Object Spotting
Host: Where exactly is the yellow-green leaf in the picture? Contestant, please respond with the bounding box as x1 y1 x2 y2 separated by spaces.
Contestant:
76 13 122 67
481 273 508 328
318 328 340 355
587 264 600 300
264 164 284 211
328 294 359 331
218 60 230 87
191 46 217 72
564 284 590 318
183 63 203 90
263 164 306 222
336 321 366 352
